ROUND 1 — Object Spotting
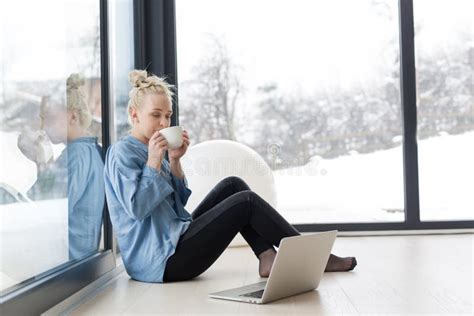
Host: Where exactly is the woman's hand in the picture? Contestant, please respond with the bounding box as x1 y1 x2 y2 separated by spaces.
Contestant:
168 130 190 161
17 129 53 165
146 131 168 171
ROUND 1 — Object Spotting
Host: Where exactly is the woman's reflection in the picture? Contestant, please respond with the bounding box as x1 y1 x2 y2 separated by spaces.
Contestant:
17 73 105 260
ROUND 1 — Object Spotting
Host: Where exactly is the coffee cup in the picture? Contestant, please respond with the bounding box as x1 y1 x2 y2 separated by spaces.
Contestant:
159 126 183 149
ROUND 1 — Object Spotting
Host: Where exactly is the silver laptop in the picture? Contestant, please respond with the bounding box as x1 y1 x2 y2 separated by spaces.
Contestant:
208 230 338 304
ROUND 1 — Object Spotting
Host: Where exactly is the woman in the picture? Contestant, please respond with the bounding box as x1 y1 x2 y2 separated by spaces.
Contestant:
104 70 357 283
18 73 105 260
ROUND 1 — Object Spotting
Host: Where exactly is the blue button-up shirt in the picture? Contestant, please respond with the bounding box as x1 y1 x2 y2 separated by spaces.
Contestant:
104 135 192 283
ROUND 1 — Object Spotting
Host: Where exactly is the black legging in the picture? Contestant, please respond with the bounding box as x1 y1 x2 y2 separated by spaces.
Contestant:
163 176 301 282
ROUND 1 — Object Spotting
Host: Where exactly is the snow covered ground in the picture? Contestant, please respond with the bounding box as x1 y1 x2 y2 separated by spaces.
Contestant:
275 131 474 223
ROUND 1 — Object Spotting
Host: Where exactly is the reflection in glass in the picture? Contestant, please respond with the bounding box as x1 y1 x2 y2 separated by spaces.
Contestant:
0 0 103 292
17 74 105 260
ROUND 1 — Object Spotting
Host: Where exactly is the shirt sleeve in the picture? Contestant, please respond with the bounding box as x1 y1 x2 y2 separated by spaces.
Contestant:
67 146 88 214
67 144 105 216
171 174 192 206
106 147 174 221
67 143 105 259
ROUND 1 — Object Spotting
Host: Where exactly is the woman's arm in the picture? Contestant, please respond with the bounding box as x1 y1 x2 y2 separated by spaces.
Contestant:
169 158 192 206
106 146 174 221
169 158 184 179
167 130 192 205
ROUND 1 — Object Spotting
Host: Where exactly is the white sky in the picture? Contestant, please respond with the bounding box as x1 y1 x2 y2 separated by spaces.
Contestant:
0 0 99 82
176 0 473 92
0 0 472 87
177 0 398 92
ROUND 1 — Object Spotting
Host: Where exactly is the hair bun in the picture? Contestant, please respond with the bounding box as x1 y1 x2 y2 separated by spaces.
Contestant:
66 73 85 90
129 70 149 88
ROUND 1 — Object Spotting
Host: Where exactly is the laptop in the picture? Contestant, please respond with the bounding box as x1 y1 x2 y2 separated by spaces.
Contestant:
208 230 338 304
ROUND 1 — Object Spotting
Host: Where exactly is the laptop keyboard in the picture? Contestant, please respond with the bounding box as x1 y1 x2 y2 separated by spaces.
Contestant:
239 289 264 298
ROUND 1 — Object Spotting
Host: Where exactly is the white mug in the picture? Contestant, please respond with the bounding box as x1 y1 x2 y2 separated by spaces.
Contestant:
159 126 183 149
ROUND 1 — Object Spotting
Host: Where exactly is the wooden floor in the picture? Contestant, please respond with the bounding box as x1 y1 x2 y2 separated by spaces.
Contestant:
68 234 473 315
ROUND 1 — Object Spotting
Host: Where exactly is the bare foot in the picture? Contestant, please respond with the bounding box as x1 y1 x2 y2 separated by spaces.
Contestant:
324 254 357 272
258 248 276 278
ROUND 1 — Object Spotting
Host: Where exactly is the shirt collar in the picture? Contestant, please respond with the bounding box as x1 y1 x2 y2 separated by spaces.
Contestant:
69 136 98 144
124 135 148 151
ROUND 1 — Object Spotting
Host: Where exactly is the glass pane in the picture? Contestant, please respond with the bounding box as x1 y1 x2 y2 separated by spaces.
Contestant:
414 0 474 221
110 0 135 142
109 0 135 255
0 0 105 292
176 0 404 223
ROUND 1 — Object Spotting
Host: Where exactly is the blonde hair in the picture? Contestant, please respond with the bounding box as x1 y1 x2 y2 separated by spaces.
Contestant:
66 73 92 128
127 69 174 126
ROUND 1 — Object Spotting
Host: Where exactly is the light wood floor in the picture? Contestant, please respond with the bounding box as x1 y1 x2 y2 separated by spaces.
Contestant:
68 234 473 315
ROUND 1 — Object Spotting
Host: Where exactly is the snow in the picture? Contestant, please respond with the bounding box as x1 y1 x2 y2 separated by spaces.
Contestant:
0 199 68 291
274 132 474 223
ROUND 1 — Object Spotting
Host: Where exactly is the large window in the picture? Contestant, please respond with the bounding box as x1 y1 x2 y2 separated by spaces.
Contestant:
176 0 404 223
414 0 474 221
0 0 105 293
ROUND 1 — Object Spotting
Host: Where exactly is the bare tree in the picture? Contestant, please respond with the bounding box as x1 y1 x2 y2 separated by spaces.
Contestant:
179 35 242 143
